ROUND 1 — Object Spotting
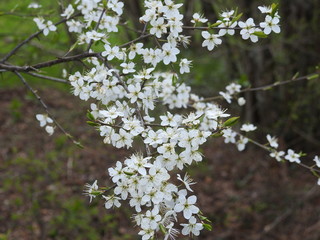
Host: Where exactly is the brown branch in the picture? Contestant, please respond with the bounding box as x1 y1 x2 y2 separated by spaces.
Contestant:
26 72 69 84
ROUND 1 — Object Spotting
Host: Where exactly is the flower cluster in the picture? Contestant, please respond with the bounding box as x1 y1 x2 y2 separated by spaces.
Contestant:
31 0 311 239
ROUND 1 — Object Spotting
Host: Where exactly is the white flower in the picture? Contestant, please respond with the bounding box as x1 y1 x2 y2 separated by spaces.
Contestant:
313 156 320 168
174 195 199 219
45 125 54 136
266 134 279 148
191 13 208 24
28 3 42 8
285 149 301 163
270 150 285 162
83 180 99 203
150 17 167 38
222 129 237 144
177 173 196 192
258 6 273 14
162 43 180 65
236 136 248 151
240 123 257 132
226 83 241 95
238 97 246 106
120 62 136 74
260 15 280 35
61 4 74 19
179 58 192 74
219 91 232 103
238 18 259 43
181 216 203 236
201 31 222 51
33 18 57 36
36 114 53 127
103 195 121 209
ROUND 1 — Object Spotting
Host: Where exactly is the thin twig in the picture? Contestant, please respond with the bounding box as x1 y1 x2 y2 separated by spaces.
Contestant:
201 74 319 102
234 131 320 174
26 72 69 84
14 71 83 147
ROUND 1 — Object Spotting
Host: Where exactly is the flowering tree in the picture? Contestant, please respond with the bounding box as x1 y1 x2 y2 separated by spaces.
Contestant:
1 0 319 239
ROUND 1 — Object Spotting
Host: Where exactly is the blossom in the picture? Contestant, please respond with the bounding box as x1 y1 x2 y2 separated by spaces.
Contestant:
83 180 99 203
103 195 121 209
237 136 248 151
201 31 222 51
266 134 279 148
45 125 54 136
270 151 285 162
61 4 74 19
174 195 199 219
181 216 203 236
258 6 273 14
28 3 42 8
177 173 196 192
260 15 280 35
238 18 259 42
240 123 257 132
314 156 320 168
33 18 57 36
36 114 53 127
162 43 180 65
238 97 246 106
179 58 192 74
285 149 301 163
191 13 208 24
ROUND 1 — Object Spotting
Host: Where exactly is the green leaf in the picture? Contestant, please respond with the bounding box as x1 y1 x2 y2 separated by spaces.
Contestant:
223 117 240 127
211 132 223 138
199 215 212 223
73 141 84 149
87 121 100 127
87 111 95 121
210 21 222 28
271 3 279 17
292 72 300 80
123 171 135 176
232 13 243 24
203 223 212 231
253 31 268 38
307 74 319 80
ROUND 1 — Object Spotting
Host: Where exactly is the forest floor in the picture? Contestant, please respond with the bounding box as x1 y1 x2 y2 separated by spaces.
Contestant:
0 87 319 240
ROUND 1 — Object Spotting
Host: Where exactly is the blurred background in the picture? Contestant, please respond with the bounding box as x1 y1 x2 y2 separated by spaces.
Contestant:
0 0 319 239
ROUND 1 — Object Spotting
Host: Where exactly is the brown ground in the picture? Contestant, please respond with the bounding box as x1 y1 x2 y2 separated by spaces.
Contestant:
0 87 319 240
